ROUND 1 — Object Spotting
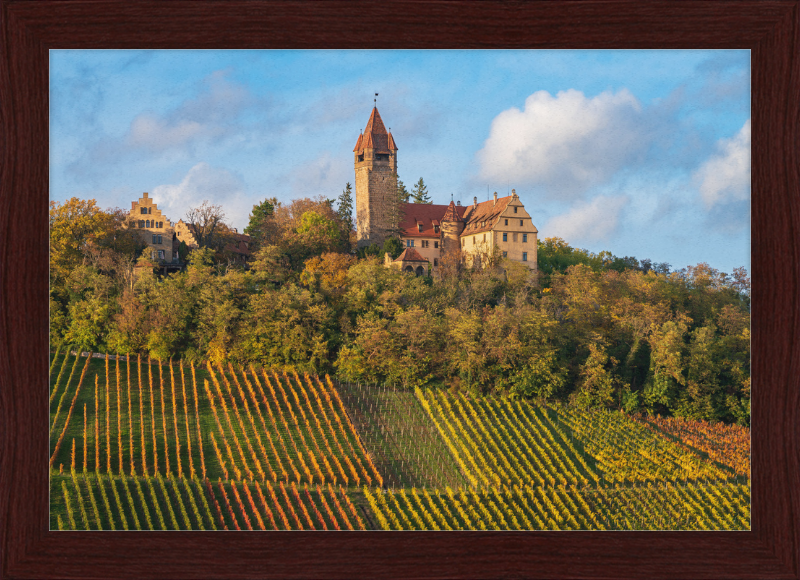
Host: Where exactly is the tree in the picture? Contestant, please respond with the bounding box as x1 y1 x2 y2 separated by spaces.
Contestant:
244 197 279 247
411 177 432 204
185 200 227 249
397 179 410 203
50 198 116 286
337 183 354 234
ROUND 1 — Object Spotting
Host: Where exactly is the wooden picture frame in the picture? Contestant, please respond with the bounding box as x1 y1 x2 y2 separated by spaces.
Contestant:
1 1 798 578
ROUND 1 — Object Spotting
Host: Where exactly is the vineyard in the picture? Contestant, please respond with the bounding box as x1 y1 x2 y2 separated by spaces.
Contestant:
50 349 750 530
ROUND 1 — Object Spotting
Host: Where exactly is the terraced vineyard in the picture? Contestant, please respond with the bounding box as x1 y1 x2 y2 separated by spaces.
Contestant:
50 349 750 530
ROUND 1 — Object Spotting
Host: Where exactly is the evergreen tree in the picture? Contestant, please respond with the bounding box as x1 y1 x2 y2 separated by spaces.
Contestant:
411 177 432 204
397 179 410 203
337 182 354 233
243 197 278 246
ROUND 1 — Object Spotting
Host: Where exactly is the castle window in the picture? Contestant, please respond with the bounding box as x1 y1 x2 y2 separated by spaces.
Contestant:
152 234 157 244
502 251 507 258
139 220 145 228
418 223 423 233
158 250 165 260
177 231 181 237
157 235 162 244
406 239 414 248
434 225 439 234
504 219 508 226
146 220 150 228
503 233 507 242
434 258 438 267
522 234 527 243
514 206 518 214
520 220 523 226
434 241 438 249
358 154 364 162
522 252 528 262
140 207 147 215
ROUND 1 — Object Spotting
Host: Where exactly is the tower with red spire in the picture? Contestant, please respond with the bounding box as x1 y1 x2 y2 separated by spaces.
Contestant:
354 106 398 247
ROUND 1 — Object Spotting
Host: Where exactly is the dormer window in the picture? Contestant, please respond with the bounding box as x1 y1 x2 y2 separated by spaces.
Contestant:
434 225 439 234
418 223 423 233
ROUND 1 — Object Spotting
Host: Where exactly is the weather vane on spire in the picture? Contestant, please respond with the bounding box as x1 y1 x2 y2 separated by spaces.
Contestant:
374 92 378 106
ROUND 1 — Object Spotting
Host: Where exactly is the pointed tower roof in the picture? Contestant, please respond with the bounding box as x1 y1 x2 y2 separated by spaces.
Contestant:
441 200 465 223
354 107 398 154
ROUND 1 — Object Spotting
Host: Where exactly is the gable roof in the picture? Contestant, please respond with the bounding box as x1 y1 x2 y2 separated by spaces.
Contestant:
461 196 513 236
394 247 427 262
354 107 398 154
399 202 467 238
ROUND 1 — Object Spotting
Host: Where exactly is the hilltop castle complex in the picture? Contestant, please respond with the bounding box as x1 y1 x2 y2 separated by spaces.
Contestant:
353 107 538 275
125 105 538 276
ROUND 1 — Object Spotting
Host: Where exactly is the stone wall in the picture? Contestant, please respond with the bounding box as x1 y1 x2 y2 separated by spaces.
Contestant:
355 149 398 247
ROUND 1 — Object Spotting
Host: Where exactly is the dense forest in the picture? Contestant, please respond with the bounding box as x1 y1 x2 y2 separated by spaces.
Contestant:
50 192 750 426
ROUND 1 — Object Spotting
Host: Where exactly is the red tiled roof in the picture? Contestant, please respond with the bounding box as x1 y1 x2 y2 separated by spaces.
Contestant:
461 196 513 236
353 107 398 154
224 232 252 256
399 202 466 238
394 247 427 262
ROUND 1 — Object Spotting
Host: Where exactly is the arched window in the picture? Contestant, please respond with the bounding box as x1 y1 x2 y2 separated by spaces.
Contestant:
415 266 424 276
404 266 413 273
146 220 150 228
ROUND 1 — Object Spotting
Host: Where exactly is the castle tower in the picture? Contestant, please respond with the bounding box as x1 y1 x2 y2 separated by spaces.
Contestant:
440 199 465 254
354 107 398 247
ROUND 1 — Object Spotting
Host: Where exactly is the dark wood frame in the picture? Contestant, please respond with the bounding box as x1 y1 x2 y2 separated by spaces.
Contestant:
1 1 798 578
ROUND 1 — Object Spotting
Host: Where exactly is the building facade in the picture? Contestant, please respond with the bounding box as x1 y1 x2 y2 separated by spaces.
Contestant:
354 108 538 273
127 192 179 267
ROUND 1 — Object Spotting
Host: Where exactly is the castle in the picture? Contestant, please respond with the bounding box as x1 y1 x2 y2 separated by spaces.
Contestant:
126 192 250 272
125 105 538 276
353 107 538 275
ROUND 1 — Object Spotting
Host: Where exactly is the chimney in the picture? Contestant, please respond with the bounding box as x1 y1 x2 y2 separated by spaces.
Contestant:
493 191 498 206
143 192 149 198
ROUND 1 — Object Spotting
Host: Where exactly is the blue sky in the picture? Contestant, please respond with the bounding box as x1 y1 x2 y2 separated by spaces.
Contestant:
50 50 750 273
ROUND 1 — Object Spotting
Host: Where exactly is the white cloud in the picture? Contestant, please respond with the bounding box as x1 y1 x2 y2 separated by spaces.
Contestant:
124 69 253 154
286 152 349 198
693 119 750 208
128 114 206 150
477 89 647 198
151 162 249 227
544 195 629 243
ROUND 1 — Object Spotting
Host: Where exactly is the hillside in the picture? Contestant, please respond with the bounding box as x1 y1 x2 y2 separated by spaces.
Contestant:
50 351 750 530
